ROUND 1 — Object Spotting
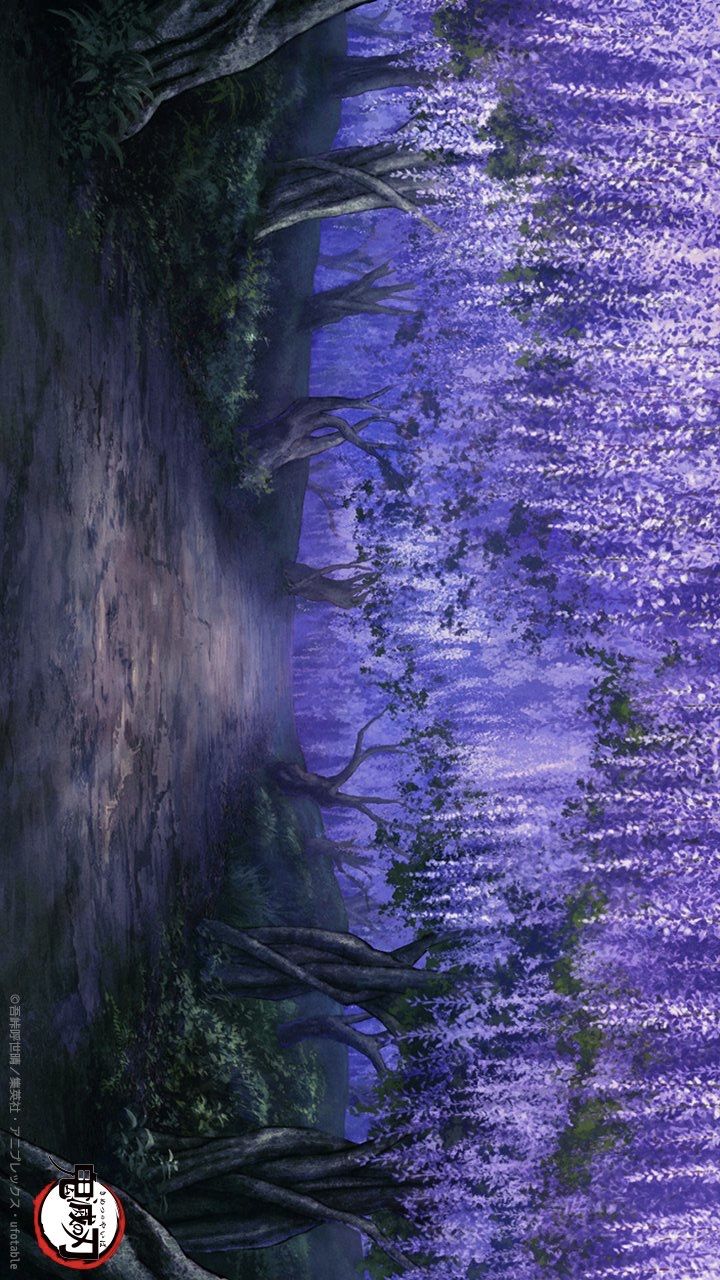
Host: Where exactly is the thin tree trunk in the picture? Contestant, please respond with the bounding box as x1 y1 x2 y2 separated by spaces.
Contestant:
156 1129 372 1195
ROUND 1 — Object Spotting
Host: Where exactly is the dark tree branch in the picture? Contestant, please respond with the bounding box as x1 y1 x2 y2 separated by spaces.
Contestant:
306 263 416 328
279 1014 389 1074
284 561 375 609
326 709 401 787
173 1171 411 1266
270 709 403 820
304 835 374 869
200 922 437 1016
245 925 407 965
256 145 438 240
155 1129 359 1195
199 920 365 1004
329 52 432 98
283 157 441 234
243 390 397 476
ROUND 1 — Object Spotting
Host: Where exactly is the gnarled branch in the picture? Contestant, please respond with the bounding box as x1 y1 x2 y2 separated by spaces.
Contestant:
284 560 376 609
305 262 416 328
242 389 396 476
279 1014 390 1075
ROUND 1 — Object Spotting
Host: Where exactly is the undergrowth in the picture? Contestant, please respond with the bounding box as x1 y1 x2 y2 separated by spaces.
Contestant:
50 0 154 162
88 66 293 473
42 2 304 477
92 782 329 1200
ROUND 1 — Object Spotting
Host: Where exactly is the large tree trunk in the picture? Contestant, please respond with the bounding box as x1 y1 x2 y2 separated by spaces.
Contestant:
329 53 431 98
169 1177 407 1261
304 262 415 328
256 144 440 240
284 560 375 608
3 1130 412 1271
271 710 402 822
199 920 438 1027
146 1128 412 1265
122 0 375 138
241 390 403 483
155 1127 374 1195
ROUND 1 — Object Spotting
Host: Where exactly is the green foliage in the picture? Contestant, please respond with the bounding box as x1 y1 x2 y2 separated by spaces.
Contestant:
551 886 607 998
51 0 154 162
218 783 311 927
580 645 649 758
97 926 251 1139
431 4 493 65
480 99 547 182
113 1107 179 1197
97 67 289 472
50 24 300 477
554 1096 623 1190
77 777 338 1227
530 888 625 1271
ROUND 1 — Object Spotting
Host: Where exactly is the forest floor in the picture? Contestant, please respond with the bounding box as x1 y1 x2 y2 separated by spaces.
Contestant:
0 13 359 1280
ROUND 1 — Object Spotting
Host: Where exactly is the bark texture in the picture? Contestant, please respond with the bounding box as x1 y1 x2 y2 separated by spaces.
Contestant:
242 389 401 477
305 262 415 328
152 1127 411 1264
199 919 437 1029
256 143 439 240
2 1129 413 1271
123 0 375 137
271 711 403 821
279 1013 390 1074
329 53 431 98
284 560 376 608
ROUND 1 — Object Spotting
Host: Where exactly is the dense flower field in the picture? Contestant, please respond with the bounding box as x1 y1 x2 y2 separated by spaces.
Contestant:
295 0 720 1273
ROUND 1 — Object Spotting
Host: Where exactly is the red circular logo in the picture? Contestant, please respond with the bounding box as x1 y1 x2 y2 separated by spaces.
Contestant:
33 1164 125 1270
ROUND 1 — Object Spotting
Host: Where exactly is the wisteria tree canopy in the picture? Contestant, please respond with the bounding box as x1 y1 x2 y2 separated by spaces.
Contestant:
2 0 718 1278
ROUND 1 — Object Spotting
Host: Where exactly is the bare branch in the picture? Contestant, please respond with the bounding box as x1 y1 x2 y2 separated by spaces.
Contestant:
287 157 442 234
177 1171 411 1268
279 1015 389 1075
200 920 362 1005
244 389 393 474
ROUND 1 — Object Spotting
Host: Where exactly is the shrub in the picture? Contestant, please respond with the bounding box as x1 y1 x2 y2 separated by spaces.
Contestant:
51 0 154 161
